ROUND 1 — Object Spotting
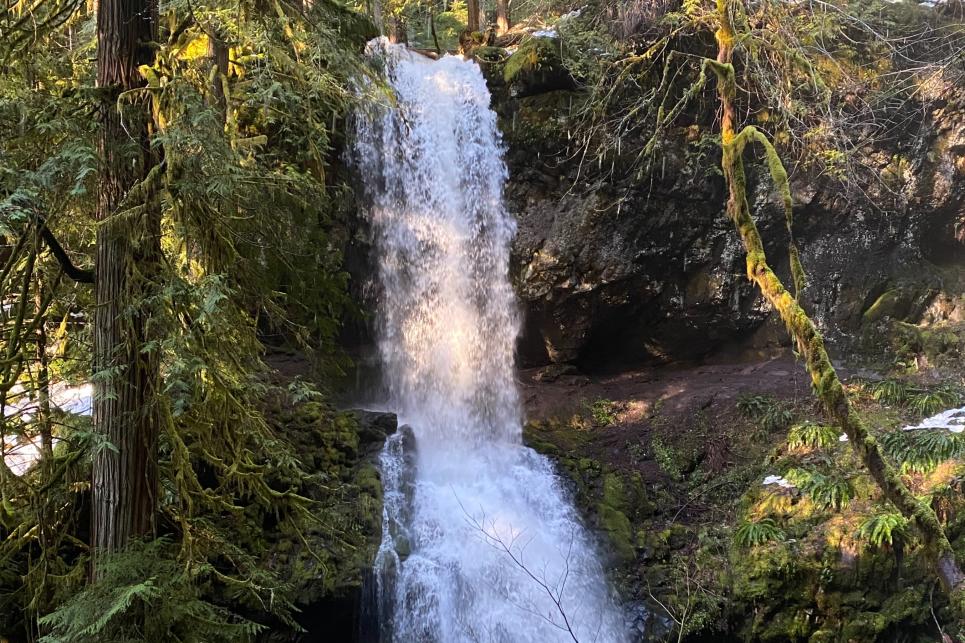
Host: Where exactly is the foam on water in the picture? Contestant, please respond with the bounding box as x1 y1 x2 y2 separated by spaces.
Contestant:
352 38 627 642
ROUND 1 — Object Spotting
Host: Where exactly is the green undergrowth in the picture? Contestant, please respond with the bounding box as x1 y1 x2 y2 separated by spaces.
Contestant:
1 381 385 643
524 374 965 641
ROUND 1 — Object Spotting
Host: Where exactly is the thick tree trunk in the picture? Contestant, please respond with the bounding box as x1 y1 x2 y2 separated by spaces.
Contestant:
466 0 480 32
91 0 161 572
711 0 965 605
495 0 510 35
429 9 441 54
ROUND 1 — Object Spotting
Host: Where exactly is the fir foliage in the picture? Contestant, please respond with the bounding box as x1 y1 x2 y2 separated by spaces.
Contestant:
0 0 382 637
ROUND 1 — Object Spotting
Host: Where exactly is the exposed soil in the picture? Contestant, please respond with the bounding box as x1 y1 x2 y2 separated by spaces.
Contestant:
520 356 831 485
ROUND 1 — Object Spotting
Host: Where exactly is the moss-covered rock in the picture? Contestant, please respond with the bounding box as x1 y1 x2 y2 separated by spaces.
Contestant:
889 320 964 365
472 45 509 89
598 474 635 561
257 400 396 641
503 37 574 97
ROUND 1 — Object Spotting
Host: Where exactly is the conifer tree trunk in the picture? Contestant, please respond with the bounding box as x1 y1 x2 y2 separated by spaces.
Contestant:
207 29 229 124
34 283 52 459
711 0 965 603
495 0 510 35
388 14 407 44
467 0 480 32
91 0 161 573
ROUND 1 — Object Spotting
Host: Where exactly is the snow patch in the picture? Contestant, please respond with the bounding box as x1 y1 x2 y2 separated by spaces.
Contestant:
763 475 794 489
901 406 965 433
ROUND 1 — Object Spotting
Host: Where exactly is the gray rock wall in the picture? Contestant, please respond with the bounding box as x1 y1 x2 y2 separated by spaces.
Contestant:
496 87 965 367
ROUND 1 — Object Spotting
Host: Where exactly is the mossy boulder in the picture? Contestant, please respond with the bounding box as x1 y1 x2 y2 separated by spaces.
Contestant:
473 46 510 88
257 398 396 641
861 285 936 324
889 320 964 364
598 473 635 562
503 37 574 97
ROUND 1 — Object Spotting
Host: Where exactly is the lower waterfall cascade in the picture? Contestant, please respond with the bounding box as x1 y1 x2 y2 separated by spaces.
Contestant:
351 39 628 642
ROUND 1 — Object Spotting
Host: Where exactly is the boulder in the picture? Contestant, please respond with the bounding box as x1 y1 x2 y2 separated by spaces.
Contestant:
503 37 575 97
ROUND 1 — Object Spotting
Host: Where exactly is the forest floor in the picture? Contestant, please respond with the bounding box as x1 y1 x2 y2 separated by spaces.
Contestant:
521 355 822 478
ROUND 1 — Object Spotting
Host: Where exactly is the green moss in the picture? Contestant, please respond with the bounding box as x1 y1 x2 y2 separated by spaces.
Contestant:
890 320 964 364
597 504 634 561
257 397 389 608
863 289 905 323
354 464 382 499
578 457 601 476
502 37 573 97
505 38 557 83
601 473 625 507
474 45 507 63
315 0 379 48
594 474 635 561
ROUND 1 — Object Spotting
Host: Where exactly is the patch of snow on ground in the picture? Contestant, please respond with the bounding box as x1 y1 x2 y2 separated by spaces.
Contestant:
2 435 61 476
3 382 90 475
902 406 965 433
763 475 794 489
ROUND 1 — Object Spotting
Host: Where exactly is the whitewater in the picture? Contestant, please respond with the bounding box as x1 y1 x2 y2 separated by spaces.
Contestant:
352 39 626 642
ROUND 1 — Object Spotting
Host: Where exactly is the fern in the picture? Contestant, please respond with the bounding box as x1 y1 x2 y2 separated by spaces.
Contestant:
737 394 795 431
908 385 961 417
870 379 908 406
856 512 908 549
39 539 264 643
785 467 853 510
881 428 965 473
737 394 771 418
869 380 961 418
734 518 784 548
787 421 838 450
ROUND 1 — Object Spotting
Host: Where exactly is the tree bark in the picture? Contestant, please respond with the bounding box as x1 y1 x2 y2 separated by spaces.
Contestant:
711 0 965 604
91 0 161 573
495 0 510 35
207 29 229 125
34 283 52 459
466 0 480 32
388 14 407 44
429 9 441 54
370 0 383 35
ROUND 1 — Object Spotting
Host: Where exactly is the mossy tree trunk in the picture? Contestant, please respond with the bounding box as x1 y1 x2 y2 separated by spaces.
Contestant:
711 0 965 602
207 29 229 125
91 0 162 575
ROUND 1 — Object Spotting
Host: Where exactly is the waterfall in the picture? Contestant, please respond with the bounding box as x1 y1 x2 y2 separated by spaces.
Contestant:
352 38 627 643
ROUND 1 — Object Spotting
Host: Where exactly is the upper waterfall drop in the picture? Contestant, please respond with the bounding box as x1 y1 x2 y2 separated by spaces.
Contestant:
352 38 628 642
352 39 521 448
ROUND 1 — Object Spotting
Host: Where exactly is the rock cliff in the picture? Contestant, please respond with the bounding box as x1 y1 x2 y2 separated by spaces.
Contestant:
482 41 965 368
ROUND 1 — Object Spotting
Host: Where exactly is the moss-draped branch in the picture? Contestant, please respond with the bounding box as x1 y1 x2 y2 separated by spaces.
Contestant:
707 0 965 605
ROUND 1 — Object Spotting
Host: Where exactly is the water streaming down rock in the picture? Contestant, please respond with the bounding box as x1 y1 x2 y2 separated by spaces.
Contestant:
352 38 627 642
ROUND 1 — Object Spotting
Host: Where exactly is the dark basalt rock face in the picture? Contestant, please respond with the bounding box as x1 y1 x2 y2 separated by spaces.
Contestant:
491 86 965 368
